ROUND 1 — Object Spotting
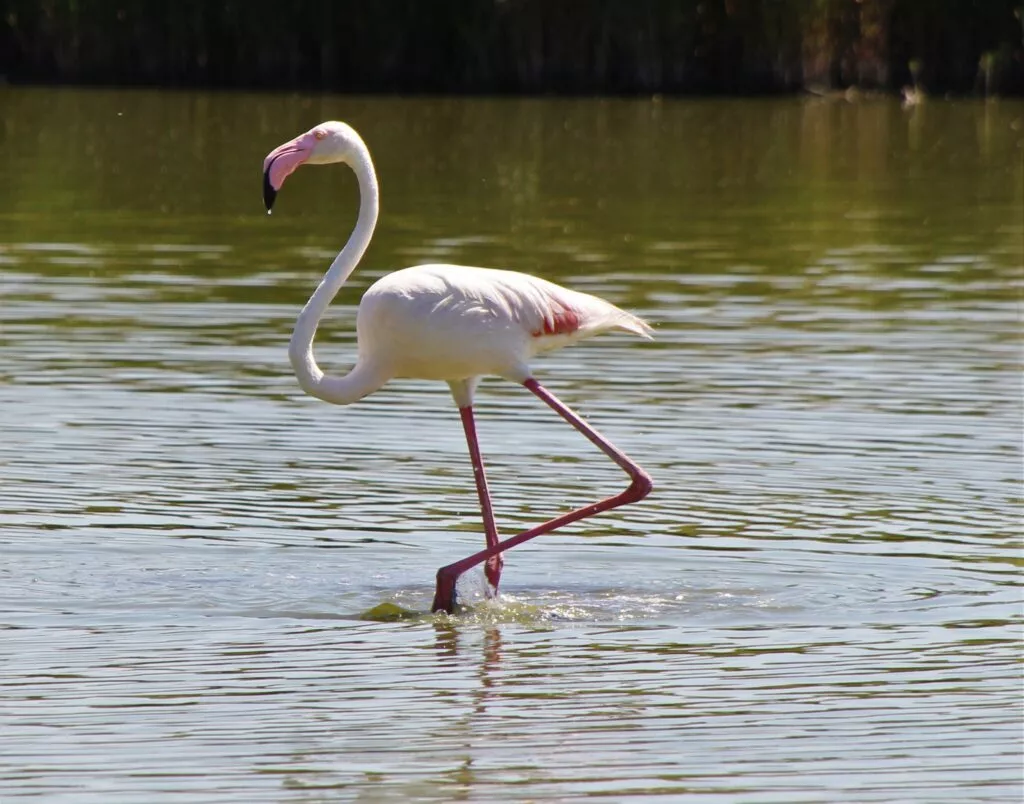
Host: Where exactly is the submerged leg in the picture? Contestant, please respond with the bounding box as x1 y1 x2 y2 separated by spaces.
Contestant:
431 378 652 613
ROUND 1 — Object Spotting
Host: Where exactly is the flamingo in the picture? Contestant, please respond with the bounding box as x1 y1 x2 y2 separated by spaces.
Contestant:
263 121 654 614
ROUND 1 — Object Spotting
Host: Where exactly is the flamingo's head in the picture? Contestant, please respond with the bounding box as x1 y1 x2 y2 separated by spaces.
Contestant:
262 121 363 212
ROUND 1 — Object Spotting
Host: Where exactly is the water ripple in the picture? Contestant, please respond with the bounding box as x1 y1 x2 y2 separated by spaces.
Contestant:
2 92 1021 802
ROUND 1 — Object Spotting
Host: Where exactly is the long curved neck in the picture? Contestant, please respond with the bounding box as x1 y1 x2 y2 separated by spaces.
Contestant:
288 142 388 405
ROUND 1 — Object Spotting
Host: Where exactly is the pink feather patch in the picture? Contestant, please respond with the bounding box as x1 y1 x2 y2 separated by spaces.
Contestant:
533 306 580 338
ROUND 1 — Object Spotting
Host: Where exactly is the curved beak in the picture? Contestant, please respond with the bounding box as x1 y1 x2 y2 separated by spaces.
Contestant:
262 135 313 212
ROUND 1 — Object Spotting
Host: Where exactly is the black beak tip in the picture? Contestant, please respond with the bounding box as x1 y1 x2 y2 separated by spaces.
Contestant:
263 171 277 212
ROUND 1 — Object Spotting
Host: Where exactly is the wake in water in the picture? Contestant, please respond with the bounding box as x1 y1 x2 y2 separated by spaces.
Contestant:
354 569 744 625
356 572 556 624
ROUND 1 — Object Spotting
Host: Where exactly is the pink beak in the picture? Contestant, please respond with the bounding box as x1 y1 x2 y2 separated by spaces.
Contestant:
262 133 314 211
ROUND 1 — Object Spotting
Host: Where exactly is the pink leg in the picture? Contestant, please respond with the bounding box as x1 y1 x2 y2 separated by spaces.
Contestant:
458 406 504 590
431 379 653 613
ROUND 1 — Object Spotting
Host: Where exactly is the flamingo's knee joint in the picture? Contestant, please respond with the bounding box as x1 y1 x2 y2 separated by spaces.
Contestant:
627 471 654 503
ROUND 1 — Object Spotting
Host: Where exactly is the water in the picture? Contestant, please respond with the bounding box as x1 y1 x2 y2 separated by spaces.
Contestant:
1 87 1021 801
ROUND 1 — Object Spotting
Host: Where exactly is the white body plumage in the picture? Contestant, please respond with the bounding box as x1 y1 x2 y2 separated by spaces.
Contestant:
356 263 651 385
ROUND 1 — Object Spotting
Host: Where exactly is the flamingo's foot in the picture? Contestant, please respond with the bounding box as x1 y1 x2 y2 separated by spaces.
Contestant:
432 567 459 614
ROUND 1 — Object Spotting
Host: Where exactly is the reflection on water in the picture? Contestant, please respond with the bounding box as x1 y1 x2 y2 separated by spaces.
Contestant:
0 88 1021 802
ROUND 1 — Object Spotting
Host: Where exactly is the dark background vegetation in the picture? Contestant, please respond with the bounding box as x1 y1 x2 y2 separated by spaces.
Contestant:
1 0 1021 95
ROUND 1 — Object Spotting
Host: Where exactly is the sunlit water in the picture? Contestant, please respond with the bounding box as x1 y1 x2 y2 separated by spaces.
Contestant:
1 88 1021 801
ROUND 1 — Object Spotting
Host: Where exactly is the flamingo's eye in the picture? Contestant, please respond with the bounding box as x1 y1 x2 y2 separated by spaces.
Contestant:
314 129 327 141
